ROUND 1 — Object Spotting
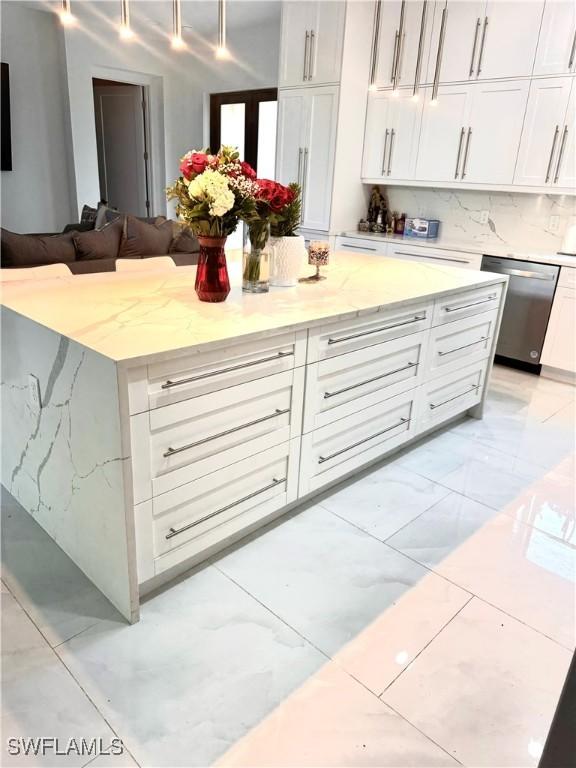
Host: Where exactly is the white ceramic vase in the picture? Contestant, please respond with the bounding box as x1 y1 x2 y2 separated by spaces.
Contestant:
269 235 306 287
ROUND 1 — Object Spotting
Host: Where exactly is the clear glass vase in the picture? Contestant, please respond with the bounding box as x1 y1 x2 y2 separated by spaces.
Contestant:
242 222 270 293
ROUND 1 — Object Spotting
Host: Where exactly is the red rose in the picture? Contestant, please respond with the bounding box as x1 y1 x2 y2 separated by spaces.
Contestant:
180 152 209 180
240 161 257 179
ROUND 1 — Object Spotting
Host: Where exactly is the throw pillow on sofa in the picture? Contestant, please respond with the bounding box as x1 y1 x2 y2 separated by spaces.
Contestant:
74 218 123 261
118 215 174 259
169 224 199 254
0 228 76 267
94 203 121 229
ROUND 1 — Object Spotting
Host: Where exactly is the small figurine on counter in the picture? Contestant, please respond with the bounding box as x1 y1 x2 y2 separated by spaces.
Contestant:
358 218 370 232
367 186 384 225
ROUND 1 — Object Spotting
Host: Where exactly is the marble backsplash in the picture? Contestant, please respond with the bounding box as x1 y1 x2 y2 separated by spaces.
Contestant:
382 187 576 253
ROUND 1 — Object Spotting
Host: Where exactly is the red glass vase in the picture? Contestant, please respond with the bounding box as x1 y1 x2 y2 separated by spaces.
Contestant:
195 236 230 303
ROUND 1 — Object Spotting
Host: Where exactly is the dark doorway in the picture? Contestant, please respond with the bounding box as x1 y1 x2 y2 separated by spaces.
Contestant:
210 88 278 176
92 78 151 216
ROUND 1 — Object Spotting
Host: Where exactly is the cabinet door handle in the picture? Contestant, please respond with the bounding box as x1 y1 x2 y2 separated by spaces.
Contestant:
545 126 560 183
318 417 410 464
454 127 465 179
461 127 472 179
393 1 406 87
554 126 569 184
341 244 377 251
161 350 294 389
163 408 290 458
327 314 426 345
381 129 390 175
391 30 400 83
438 337 488 357
369 0 382 87
429 384 480 410
413 1 428 96
476 17 488 76
303 30 310 81
324 361 418 399
387 128 395 175
301 148 309 221
297 147 303 187
469 18 481 77
308 29 315 81
569 29 576 69
166 477 286 539
394 251 469 265
432 5 447 100
444 294 497 313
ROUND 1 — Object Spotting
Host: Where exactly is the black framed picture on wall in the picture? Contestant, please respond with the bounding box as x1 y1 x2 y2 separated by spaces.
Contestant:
1 62 13 171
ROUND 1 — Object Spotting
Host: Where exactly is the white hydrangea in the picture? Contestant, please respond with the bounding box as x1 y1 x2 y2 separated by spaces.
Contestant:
188 169 235 217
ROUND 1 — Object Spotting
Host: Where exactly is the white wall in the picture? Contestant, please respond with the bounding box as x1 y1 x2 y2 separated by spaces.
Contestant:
383 187 576 252
0 4 75 233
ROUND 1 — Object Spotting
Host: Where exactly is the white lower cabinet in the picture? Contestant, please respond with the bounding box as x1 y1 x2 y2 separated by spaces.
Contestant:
417 360 487 433
132 283 503 585
541 268 576 373
334 236 387 255
387 243 481 269
300 389 418 495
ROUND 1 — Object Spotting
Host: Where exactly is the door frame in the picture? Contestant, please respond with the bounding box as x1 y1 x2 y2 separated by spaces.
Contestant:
90 66 164 216
209 88 278 171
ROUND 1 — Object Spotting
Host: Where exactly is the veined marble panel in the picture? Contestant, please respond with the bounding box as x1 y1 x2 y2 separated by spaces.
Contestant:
1 308 136 621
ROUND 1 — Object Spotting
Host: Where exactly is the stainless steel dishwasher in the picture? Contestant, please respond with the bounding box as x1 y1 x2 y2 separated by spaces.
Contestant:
481 256 560 372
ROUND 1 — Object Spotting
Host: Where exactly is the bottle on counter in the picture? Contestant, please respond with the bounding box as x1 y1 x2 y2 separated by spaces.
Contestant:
395 213 406 235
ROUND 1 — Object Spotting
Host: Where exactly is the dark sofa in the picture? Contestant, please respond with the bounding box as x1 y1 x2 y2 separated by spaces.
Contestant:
1 211 199 274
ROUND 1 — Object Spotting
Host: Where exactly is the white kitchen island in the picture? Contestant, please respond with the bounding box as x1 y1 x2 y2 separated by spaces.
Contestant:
1 254 507 622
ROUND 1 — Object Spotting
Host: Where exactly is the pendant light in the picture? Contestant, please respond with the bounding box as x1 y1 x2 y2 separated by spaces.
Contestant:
59 0 75 26
119 0 134 40
215 0 229 59
171 0 185 49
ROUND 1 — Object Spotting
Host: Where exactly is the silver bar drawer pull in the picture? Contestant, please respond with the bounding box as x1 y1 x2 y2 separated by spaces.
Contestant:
444 295 496 313
166 477 286 539
327 314 426 345
318 417 410 464
429 384 480 410
163 408 290 457
324 361 418 399
161 350 294 389
438 337 488 357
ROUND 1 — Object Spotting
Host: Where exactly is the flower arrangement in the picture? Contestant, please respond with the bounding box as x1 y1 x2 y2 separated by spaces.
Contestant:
166 146 257 237
270 182 302 238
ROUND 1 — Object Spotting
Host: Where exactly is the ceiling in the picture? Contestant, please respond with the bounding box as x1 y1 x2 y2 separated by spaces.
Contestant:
23 0 282 36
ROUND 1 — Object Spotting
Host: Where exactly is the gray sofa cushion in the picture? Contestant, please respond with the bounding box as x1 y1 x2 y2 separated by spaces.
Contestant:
0 228 76 267
170 225 199 254
74 218 124 261
118 216 174 259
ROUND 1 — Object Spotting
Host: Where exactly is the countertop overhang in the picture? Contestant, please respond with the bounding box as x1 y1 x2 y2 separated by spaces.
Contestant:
0 252 507 366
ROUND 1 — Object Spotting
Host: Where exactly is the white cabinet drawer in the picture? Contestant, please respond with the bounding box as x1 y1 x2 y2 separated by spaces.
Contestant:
303 331 427 432
300 390 417 495
388 244 482 270
307 301 432 363
559 267 576 290
417 361 488 434
134 330 306 413
131 368 304 501
432 283 503 326
425 310 498 380
335 236 387 255
152 440 300 566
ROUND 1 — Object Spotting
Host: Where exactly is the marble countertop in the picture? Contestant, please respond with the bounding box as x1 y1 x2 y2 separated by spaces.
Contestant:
0 252 506 366
339 231 576 269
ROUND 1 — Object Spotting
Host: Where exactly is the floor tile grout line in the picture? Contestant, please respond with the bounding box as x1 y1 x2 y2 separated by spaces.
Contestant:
378 593 475 697
382 539 575 653
3 587 140 767
212 562 463 766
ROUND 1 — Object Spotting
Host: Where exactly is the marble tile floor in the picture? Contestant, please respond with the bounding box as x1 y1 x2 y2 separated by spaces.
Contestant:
1 365 574 768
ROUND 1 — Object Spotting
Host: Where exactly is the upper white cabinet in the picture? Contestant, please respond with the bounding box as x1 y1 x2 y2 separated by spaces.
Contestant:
278 1 346 88
276 86 339 232
370 1 435 93
462 80 530 184
515 77 573 187
361 89 423 181
415 80 529 185
533 0 576 76
426 0 544 84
